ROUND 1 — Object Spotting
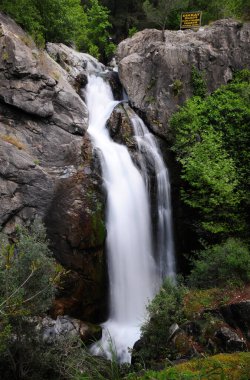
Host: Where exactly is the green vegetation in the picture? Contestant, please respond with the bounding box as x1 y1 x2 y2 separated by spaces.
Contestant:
126 352 250 379
170 70 250 238
1 0 249 53
0 0 114 61
134 279 187 365
172 79 184 97
0 220 60 378
191 66 207 98
142 0 186 39
132 236 250 369
84 0 115 60
188 238 250 288
102 0 250 40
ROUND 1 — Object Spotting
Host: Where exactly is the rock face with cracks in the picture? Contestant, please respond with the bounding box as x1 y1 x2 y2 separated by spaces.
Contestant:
0 12 107 321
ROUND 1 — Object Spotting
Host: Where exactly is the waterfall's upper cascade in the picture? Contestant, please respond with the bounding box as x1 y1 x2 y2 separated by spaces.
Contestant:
85 74 175 363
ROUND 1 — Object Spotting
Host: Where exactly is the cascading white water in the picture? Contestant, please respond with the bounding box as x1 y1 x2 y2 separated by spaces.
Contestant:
85 75 157 363
127 109 176 280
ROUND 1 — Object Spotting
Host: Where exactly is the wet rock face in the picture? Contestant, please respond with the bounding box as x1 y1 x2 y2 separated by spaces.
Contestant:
117 19 250 138
0 13 107 321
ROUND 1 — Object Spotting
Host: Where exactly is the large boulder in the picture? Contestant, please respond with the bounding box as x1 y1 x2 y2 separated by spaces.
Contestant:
117 19 250 138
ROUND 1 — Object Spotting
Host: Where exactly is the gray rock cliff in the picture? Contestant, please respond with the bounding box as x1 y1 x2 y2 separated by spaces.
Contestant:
0 13 107 321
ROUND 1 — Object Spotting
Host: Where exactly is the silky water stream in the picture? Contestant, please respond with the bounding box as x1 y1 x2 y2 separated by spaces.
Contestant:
85 74 175 362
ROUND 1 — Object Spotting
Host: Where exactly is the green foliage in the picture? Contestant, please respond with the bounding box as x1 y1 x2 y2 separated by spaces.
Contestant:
135 278 187 365
191 66 207 98
185 0 250 24
37 0 87 46
170 71 250 236
125 352 250 379
0 0 87 48
188 238 250 288
128 26 138 37
172 79 183 96
180 129 241 234
0 220 63 379
0 0 45 46
0 220 57 318
143 0 187 35
0 0 115 62
66 340 128 380
84 0 115 61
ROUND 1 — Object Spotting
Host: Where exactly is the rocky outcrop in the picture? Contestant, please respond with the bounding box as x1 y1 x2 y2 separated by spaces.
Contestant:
0 13 107 321
46 42 105 91
117 19 250 138
40 315 102 345
132 298 250 366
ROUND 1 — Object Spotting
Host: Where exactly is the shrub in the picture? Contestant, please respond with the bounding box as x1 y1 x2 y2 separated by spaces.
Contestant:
188 238 250 289
0 220 62 379
170 70 250 238
134 278 187 365
191 66 207 98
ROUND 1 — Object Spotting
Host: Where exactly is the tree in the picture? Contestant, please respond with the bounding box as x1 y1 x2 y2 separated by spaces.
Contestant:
143 0 187 39
84 0 115 61
0 0 45 46
0 0 88 47
36 0 88 46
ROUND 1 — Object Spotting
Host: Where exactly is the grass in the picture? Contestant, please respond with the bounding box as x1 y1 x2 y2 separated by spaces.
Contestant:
0 134 26 150
126 352 250 379
182 284 250 320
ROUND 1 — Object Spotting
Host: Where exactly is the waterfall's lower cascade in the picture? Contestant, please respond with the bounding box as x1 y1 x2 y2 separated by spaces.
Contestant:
85 74 175 363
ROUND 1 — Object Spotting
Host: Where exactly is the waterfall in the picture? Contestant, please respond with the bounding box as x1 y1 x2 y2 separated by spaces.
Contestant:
86 75 157 363
85 74 175 363
127 109 176 280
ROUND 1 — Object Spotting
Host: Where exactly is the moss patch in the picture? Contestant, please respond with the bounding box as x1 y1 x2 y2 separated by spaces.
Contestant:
127 352 250 379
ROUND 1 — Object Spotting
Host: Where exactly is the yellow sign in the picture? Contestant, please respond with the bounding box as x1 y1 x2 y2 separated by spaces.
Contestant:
180 11 202 29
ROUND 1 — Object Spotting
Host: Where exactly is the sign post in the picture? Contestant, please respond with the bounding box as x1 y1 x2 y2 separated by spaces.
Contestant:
180 11 202 30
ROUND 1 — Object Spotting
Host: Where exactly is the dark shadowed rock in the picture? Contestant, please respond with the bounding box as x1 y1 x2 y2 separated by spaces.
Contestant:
215 326 247 352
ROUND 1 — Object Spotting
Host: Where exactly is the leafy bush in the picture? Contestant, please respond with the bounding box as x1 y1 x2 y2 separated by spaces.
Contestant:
191 66 207 98
170 70 250 237
188 238 250 288
134 278 187 365
0 220 62 379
